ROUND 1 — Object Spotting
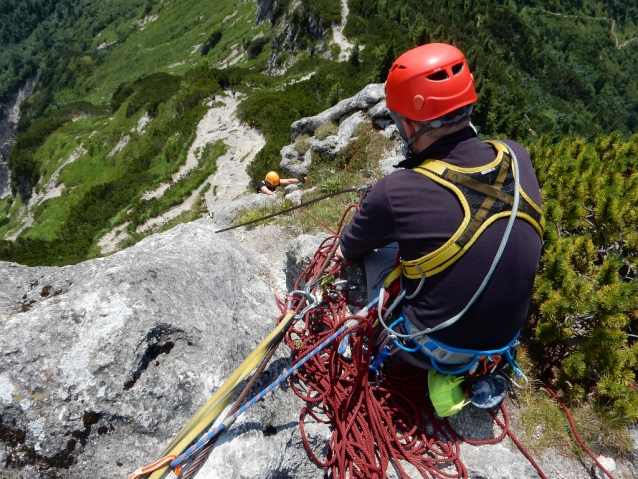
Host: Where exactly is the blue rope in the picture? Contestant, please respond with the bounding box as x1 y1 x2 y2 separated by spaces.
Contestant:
170 322 353 470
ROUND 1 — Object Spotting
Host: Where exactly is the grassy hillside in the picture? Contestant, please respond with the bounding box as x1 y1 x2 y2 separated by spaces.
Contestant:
0 0 279 264
2 0 638 266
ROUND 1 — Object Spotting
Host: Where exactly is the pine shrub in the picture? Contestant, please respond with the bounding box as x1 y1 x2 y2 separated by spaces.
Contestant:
530 133 638 423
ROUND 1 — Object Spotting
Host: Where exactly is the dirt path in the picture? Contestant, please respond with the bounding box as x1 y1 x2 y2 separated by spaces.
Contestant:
98 92 265 253
535 8 638 49
332 0 357 62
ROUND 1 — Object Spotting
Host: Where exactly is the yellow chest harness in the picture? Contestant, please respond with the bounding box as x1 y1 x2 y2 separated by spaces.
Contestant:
385 141 544 285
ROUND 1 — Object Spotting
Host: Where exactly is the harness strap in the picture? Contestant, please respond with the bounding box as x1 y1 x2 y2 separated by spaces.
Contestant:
391 314 522 377
399 142 544 280
444 169 543 227
451 153 511 246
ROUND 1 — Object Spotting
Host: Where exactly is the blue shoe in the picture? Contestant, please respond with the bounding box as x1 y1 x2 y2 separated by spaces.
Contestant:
470 374 508 409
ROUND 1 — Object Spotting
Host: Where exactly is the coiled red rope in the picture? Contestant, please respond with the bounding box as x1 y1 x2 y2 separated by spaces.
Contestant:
277 205 612 479
281 231 470 478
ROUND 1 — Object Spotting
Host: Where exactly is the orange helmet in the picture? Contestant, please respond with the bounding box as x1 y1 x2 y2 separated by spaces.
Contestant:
265 171 280 186
386 43 477 123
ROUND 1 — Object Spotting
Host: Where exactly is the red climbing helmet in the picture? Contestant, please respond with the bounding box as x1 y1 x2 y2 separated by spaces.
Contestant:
385 43 477 123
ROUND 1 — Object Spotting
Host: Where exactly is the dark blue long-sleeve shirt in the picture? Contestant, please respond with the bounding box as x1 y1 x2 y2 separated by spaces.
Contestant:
339 127 543 349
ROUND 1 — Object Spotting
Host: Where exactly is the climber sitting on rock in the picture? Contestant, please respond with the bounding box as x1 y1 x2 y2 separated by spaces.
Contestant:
256 171 300 196
336 43 544 413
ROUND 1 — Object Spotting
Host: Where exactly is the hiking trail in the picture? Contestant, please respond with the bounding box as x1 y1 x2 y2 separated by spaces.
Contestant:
98 92 264 254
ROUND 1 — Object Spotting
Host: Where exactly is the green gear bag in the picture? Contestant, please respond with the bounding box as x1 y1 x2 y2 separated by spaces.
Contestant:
427 369 471 417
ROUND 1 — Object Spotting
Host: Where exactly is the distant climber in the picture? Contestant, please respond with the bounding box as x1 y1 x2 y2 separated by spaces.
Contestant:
337 43 544 372
231 90 236 98
256 171 299 196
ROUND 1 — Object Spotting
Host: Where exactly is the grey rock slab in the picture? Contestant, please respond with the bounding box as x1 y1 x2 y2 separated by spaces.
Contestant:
592 456 616 479
283 184 300 194
284 186 316 206
280 112 366 178
285 233 330 292
212 193 278 228
280 144 311 179
369 99 390 120
0 221 293 478
337 111 366 143
291 83 385 138
195 389 328 479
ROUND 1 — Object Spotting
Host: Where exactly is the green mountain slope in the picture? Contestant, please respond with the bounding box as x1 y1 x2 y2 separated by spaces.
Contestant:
1 0 638 265
0 0 277 264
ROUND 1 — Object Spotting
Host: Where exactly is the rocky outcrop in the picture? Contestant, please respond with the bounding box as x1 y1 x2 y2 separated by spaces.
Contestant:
290 83 386 138
212 191 278 227
256 0 276 25
284 185 315 205
0 75 38 199
280 84 396 178
0 221 326 479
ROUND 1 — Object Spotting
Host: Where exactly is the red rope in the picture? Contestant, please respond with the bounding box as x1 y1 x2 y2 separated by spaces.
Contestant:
543 386 615 479
281 228 469 478
298 207 337 235
279 206 606 479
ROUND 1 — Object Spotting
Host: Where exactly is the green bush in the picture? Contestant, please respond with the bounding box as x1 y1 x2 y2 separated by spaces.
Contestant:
246 37 269 60
124 72 182 117
530 133 638 423
201 30 222 56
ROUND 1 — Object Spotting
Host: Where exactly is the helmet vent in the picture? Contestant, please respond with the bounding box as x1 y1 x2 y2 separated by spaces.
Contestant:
427 70 449 81
452 63 464 76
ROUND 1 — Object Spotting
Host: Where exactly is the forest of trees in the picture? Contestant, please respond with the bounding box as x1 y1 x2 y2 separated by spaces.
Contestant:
0 0 158 106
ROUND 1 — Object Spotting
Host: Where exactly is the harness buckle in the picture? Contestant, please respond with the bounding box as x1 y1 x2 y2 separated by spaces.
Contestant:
468 355 502 377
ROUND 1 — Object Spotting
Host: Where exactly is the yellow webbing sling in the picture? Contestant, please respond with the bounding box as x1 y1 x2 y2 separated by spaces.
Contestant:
147 311 296 479
384 141 544 287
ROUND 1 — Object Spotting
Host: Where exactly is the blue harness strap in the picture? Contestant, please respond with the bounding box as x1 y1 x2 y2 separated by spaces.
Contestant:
388 315 523 377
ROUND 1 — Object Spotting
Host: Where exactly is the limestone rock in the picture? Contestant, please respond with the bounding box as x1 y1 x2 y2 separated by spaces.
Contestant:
256 0 276 25
283 184 300 194
285 233 330 291
369 99 390 121
284 186 316 206
281 84 397 178
280 111 367 178
212 192 278 228
592 456 616 479
291 84 385 138
337 111 366 143
0 221 326 479
279 144 311 179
